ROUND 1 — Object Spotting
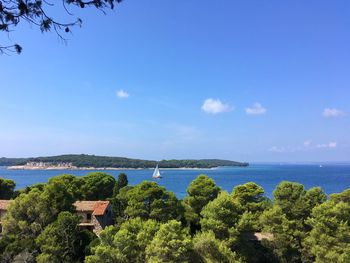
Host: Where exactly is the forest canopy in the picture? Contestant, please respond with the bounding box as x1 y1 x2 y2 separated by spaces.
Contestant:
0 173 349 262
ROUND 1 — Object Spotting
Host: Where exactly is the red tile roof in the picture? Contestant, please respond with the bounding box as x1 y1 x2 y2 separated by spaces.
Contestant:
73 201 110 216
92 201 110 216
0 200 12 210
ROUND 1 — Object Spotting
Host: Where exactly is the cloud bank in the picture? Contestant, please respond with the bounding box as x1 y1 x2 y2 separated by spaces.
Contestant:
322 108 344 118
245 103 267 115
269 141 337 153
116 90 129 98
201 98 231 114
317 142 337 149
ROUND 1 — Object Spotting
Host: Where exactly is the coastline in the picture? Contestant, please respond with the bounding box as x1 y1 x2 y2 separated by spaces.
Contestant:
6 165 219 171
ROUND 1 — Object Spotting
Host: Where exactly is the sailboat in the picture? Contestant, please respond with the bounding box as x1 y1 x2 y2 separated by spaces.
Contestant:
152 164 162 179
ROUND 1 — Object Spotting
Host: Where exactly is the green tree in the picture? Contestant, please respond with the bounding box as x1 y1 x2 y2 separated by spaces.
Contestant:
273 181 305 219
85 226 121 263
200 191 241 241
232 182 270 231
146 220 192 263
299 187 327 220
13 183 46 198
124 181 182 222
183 174 220 231
260 205 299 263
36 212 93 263
193 231 243 263
304 189 350 263
1 189 48 260
86 218 160 263
260 182 327 263
112 186 134 223
111 173 129 221
2 175 83 260
41 174 80 222
329 188 350 203
0 178 15 199
232 182 267 213
184 174 220 215
81 172 116 200
3 189 49 240
113 173 128 196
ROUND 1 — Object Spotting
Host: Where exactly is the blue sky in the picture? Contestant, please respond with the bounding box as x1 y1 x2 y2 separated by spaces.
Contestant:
1 0 350 162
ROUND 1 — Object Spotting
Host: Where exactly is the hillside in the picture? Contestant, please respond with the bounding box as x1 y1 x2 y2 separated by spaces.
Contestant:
0 154 248 168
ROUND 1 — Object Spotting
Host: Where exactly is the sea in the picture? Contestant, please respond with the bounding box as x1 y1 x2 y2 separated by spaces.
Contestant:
1 164 350 199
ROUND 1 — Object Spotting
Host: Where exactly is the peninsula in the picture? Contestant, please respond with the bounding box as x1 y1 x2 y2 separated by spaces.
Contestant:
1 154 249 170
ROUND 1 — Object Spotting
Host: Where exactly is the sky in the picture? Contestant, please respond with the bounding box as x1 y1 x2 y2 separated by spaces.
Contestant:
1 0 350 162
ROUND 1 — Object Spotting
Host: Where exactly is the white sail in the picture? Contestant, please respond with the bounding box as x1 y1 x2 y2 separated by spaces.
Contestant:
152 164 162 178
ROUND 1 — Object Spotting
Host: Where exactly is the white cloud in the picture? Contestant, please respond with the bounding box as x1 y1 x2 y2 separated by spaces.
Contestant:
317 142 337 149
322 108 344 118
303 140 312 147
269 146 287 153
269 141 337 153
245 103 267 115
201 98 231 114
116 90 129 98
329 142 337 148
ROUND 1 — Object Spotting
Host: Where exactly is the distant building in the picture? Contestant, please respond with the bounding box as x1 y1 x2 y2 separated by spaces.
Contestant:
73 201 113 235
0 200 12 233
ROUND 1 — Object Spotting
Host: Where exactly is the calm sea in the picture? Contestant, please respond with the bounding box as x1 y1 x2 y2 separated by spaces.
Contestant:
1 164 349 199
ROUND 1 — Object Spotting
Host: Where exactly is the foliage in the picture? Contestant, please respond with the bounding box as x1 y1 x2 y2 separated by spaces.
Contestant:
42 175 80 219
1 175 80 260
184 174 220 215
260 182 327 263
36 212 93 263
145 220 192 263
1 189 47 261
0 157 27 166
304 190 350 262
232 182 270 231
3 188 52 240
86 218 160 263
113 173 128 196
232 182 268 213
13 183 46 198
124 181 182 222
0 173 349 263
112 185 134 223
183 174 220 231
111 173 129 220
201 191 241 241
193 231 243 263
0 178 15 199
0 1 123 54
80 172 116 200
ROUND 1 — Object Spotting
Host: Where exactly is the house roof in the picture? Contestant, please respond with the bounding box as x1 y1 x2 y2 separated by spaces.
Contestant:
92 201 110 216
0 200 12 210
73 201 110 216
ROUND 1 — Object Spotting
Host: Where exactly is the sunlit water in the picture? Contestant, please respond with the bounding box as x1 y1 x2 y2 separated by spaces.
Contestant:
1 164 349 199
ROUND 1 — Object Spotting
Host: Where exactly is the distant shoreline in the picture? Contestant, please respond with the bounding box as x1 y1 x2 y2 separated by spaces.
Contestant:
7 165 218 171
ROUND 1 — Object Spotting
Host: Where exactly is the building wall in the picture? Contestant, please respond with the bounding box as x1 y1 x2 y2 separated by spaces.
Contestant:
92 204 113 235
76 211 93 223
